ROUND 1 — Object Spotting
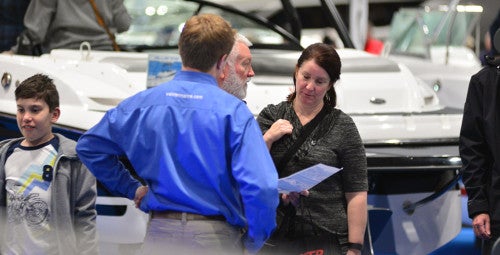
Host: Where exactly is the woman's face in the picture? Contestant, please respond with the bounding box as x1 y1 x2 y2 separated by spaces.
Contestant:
294 59 332 107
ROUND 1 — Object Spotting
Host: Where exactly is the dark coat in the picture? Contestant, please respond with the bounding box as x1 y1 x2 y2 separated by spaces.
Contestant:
459 57 500 233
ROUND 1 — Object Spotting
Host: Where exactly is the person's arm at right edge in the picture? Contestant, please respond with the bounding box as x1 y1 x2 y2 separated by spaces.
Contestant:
76 110 142 200
233 117 279 254
459 73 490 220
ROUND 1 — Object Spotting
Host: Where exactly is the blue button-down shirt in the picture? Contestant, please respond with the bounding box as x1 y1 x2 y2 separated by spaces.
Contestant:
76 71 278 252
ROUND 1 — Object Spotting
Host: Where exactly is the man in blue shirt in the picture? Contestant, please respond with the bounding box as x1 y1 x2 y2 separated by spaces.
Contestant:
76 13 278 255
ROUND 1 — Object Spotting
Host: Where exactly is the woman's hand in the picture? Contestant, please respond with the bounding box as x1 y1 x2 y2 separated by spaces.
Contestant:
281 190 309 207
263 119 293 149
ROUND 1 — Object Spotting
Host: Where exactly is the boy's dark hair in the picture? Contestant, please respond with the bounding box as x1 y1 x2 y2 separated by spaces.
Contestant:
15 73 59 111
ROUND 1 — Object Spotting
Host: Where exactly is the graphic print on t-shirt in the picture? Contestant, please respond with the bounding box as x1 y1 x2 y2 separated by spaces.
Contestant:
6 182 49 226
4 141 57 253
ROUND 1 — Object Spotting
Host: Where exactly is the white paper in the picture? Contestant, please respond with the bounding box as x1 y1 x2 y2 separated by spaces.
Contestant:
278 164 342 194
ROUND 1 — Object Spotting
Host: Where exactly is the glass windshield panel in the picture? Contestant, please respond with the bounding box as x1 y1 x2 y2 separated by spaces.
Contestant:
387 7 481 57
199 6 287 45
117 0 292 49
117 0 198 47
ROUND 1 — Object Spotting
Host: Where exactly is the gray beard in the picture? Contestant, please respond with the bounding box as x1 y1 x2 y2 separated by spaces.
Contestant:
221 68 247 100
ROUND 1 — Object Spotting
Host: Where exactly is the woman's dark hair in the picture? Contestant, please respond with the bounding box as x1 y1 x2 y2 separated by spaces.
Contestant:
288 43 341 107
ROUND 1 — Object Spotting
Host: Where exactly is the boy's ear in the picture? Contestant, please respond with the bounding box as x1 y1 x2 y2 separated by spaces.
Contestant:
51 107 61 122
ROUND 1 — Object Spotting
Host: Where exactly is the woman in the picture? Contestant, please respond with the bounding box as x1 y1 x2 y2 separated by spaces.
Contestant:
257 43 368 255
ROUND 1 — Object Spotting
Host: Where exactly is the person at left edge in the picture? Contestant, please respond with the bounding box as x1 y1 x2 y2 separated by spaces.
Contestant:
5 0 131 55
0 0 30 52
76 13 278 255
0 73 97 254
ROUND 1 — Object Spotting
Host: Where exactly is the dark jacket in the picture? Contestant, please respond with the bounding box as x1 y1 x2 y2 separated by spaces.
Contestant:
459 57 500 232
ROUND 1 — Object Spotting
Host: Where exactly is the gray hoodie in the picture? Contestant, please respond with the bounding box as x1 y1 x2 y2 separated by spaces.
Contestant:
0 133 98 254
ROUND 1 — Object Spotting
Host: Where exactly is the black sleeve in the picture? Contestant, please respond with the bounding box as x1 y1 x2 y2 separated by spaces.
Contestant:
459 70 491 219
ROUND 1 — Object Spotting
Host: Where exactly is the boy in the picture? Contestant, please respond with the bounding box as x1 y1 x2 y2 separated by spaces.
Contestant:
0 73 98 254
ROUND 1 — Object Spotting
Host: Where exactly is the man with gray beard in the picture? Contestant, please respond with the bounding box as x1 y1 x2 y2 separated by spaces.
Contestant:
219 33 254 100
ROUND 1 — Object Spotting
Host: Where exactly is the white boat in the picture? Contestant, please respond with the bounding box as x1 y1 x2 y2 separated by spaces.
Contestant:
230 0 482 110
0 0 463 254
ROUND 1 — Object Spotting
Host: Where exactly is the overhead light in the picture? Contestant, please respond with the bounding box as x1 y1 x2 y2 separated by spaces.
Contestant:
436 4 483 13
456 5 483 13
145 6 155 16
157 5 168 15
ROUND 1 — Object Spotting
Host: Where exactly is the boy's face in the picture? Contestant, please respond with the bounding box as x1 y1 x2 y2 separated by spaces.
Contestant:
16 98 60 147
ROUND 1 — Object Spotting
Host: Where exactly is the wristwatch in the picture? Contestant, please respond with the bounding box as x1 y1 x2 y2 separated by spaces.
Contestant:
347 242 363 251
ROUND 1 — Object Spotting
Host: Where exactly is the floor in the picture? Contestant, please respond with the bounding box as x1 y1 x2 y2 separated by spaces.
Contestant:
99 227 481 255
373 227 481 255
429 227 481 255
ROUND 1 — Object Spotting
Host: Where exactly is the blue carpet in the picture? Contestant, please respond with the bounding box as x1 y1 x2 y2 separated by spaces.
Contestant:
428 227 481 255
373 227 481 255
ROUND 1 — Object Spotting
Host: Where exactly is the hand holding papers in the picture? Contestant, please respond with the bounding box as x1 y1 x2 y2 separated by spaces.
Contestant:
278 164 342 194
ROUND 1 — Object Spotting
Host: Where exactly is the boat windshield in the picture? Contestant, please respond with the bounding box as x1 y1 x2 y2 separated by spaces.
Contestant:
117 0 301 51
386 3 482 58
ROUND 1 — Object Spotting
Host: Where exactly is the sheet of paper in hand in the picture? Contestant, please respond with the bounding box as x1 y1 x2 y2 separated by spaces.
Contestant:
278 164 342 194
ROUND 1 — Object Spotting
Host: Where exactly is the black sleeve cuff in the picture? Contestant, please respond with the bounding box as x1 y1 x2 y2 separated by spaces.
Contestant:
348 242 363 251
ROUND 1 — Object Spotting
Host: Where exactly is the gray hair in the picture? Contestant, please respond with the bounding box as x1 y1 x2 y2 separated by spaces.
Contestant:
236 33 252 47
227 34 252 64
